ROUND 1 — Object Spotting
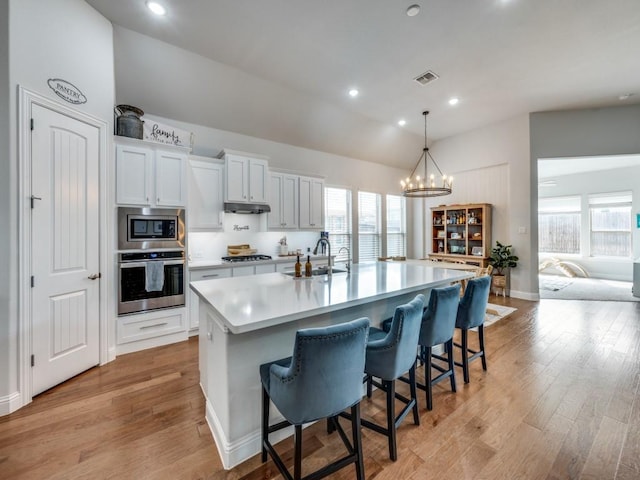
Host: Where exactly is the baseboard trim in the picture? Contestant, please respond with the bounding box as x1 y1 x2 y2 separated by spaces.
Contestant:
204 396 293 470
510 290 539 301
0 391 23 416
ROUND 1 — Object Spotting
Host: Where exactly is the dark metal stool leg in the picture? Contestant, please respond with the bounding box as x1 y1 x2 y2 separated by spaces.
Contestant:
294 424 302 480
409 363 420 424
386 380 397 461
352 404 365 480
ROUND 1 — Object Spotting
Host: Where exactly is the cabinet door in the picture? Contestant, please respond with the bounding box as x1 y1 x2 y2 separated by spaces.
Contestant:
225 154 248 202
116 144 153 205
190 160 224 230
248 158 268 203
232 265 255 277
281 174 299 229
189 268 232 330
267 173 284 229
156 151 187 207
299 176 324 229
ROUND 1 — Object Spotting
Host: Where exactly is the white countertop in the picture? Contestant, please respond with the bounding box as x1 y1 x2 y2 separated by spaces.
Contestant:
190 262 472 334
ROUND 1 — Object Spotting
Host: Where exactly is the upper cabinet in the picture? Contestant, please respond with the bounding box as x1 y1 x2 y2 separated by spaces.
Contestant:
268 173 299 229
116 138 188 207
221 150 268 204
299 176 324 229
189 156 224 230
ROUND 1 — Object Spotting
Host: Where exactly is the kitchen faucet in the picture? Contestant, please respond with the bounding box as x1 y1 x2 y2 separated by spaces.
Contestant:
313 237 332 276
338 246 351 274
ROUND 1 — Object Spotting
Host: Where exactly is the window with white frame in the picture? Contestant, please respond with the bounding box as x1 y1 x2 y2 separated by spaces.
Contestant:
538 196 581 254
324 187 352 262
589 192 632 257
358 191 381 263
386 194 406 257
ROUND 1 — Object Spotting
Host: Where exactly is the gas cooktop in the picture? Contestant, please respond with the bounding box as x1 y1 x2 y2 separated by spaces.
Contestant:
221 254 273 263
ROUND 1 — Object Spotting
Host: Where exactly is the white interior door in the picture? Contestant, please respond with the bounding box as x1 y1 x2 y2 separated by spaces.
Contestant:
30 104 100 396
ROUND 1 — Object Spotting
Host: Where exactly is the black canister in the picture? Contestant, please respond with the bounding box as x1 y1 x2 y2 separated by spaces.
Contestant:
115 104 144 139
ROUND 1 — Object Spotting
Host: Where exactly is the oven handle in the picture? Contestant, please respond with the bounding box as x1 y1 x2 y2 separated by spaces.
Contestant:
119 260 185 269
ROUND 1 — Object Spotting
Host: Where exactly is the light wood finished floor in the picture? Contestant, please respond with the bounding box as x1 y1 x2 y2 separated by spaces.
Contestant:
2 297 640 479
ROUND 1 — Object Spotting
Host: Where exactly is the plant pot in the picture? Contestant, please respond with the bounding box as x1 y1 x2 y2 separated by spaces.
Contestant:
492 274 507 297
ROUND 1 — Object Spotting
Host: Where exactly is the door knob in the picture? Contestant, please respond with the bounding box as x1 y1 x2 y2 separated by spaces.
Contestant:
88 273 101 280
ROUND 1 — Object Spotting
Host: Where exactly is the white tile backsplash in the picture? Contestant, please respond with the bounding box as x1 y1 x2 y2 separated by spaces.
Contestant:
187 213 321 261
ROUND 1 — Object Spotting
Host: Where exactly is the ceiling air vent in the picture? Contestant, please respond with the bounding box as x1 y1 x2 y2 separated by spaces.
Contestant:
414 70 439 86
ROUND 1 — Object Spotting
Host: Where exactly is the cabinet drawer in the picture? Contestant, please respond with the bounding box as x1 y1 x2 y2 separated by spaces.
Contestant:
118 311 185 344
190 268 232 281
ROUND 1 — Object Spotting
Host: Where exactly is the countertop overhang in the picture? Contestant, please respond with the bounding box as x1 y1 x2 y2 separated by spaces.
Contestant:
190 262 472 334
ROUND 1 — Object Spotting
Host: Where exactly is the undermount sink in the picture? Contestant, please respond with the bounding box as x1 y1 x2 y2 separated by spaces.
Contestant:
283 267 347 277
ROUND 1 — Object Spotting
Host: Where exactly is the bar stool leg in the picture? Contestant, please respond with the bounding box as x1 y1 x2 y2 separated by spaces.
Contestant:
351 404 365 480
425 346 433 410
294 424 302 480
386 380 397 461
479 325 487 371
461 329 470 384
447 339 457 392
261 387 269 462
409 363 420 424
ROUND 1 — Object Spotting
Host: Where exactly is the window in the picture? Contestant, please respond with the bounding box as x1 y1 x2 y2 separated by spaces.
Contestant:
589 192 632 257
324 187 352 262
386 194 406 257
358 191 381 263
538 196 581 254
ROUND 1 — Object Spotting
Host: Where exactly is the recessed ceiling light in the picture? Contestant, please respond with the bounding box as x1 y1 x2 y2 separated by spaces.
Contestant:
406 4 421 17
398 119 406 127
448 97 460 106
348 89 359 97
146 1 167 16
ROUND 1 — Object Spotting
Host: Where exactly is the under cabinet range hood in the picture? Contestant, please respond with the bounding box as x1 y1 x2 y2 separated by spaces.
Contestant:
223 202 271 214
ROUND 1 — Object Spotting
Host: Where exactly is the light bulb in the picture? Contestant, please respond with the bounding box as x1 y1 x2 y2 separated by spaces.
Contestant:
416 175 421 182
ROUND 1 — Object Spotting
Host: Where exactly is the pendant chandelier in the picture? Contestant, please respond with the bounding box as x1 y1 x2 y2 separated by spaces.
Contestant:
400 111 453 197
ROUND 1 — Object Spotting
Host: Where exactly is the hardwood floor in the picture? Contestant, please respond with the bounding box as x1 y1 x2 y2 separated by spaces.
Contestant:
2 297 639 479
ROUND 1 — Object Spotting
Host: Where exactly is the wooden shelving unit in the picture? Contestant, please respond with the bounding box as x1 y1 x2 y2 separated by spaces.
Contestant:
430 203 492 267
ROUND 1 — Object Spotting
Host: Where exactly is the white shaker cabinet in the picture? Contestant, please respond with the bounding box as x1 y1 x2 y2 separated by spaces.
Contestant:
189 157 224 230
222 151 268 204
299 176 325 229
116 138 188 207
268 172 299 229
189 267 232 331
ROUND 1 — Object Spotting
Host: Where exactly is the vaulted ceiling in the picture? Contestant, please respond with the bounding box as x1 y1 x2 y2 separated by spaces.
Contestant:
86 0 640 169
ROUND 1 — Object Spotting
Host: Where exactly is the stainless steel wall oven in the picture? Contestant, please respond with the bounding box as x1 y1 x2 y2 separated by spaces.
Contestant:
118 250 185 315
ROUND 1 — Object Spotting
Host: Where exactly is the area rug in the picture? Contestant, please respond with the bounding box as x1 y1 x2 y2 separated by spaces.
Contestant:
540 276 573 291
539 276 639 302
484 304 517 327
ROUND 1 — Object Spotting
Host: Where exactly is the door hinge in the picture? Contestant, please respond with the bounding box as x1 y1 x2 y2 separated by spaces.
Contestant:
31 354 35 367
30 118 34 131
31 276 35 288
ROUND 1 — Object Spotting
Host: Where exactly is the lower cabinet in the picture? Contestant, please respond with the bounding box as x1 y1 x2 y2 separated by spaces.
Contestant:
117 307 187 355
189 267 232 332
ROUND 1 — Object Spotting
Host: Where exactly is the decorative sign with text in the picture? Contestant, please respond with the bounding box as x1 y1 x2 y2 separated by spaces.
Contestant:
47 78 87 105
143 119 194 149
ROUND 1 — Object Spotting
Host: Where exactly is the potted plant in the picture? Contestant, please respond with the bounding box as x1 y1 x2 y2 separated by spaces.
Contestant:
489 241 519 296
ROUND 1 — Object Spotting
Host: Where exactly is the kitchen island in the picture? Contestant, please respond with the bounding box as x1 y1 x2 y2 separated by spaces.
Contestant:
190 262 472 468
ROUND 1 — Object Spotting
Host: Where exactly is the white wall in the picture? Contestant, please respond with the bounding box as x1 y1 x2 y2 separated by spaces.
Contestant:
1 0 114 414
538 164 640 281
0 0 12 412
419 114 533 298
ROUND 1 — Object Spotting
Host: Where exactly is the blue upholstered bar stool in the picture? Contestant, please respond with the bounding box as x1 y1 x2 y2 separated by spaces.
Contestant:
361 294 424 461
454 275 491 383
415 283 461 410
260 318 370 480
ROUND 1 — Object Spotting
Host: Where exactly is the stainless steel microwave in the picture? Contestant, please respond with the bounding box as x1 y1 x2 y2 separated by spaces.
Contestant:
118 207 185 250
